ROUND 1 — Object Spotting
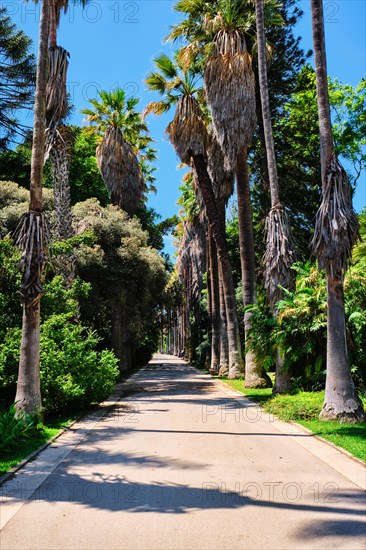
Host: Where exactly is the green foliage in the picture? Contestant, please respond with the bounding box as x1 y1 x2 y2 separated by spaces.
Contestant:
39 316 119 412
330 78 366 185
0 404 34 452
0 237 22 338
353 208 366 267
247 262 366 390
0 316 119 414
0 237 119 413
72 199 168 359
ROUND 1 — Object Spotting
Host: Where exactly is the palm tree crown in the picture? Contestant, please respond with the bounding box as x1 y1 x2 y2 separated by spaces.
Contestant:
82 89 153 215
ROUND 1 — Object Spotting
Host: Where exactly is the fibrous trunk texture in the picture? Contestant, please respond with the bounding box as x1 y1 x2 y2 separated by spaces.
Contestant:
50 127 75 287
319 273 365 422
193 153 243 377
204 29 256 170
46 45 69 131
97 126 144 216
14 303 42 418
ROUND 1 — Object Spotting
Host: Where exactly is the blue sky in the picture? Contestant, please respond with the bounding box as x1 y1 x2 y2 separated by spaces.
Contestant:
5 0 366 251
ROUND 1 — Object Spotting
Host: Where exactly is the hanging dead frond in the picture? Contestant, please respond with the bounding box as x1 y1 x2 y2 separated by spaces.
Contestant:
166 95 208 165
46 46 70 128
96 126 144 216
204 29 256 170
263 204 297 308
312 153 360 278
13 211 50 305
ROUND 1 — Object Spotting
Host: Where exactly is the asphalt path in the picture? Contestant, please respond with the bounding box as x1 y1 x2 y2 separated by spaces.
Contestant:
0 354 365 549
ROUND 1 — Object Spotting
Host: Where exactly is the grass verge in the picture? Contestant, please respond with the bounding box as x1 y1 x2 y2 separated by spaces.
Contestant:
220 379 366 462
0 415 77 478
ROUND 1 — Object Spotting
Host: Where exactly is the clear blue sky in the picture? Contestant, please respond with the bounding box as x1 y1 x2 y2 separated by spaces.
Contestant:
7 0 366 249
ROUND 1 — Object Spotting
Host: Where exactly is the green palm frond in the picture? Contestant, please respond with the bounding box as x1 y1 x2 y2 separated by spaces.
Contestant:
153 53 178 79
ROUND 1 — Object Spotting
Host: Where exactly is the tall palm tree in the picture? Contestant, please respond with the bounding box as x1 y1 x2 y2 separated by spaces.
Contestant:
207 134 234 374
81 89 151 217
145 53 243 376
255 0 296 392
39 0 89 286
310 0 365 422
13 0 50 418
168 0 278 387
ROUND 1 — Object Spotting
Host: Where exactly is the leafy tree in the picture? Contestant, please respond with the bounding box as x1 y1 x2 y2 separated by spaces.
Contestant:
0 7 35 150
72 199 168 370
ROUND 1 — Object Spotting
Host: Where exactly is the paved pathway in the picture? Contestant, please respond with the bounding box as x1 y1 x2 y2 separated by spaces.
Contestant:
1 355 365 549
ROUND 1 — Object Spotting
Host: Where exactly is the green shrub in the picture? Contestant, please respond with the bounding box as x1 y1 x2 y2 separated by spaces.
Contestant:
0 315 119 413
40 315 119 412
0 404 35 452
247 262 366 390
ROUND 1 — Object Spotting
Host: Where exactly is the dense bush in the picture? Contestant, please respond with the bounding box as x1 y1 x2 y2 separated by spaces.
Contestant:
0 404 35 451
0 316 119 413
247 262 366 392
0 237 119 413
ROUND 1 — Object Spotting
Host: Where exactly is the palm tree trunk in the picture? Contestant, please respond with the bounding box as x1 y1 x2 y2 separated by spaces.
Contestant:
217 200 229 375
236 148 270 387
255 0 293 393
192 153 243 377
218 264 229 375
50 131 75 287
311 0 365 421
49 0 57 49
208 228 220 373
320 274 365 421
15 0 49 419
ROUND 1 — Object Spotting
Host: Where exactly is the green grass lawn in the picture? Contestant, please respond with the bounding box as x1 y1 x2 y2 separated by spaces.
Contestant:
220 378 366 462
0 415 76 478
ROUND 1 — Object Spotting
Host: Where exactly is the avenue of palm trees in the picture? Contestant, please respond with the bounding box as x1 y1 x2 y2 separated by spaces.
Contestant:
9 0 366 424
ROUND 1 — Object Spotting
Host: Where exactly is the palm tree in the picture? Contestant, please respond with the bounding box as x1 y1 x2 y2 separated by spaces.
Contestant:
168 0 275 387
45 1 89 127
255 0 296 392
145 53 243 376
207 134 234 374
81 89 151 217
310 0 365 422
39 0 89 286
13 0 50 418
